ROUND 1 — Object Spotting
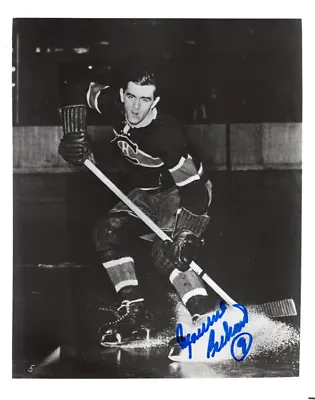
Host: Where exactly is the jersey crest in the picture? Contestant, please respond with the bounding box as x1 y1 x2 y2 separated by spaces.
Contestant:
112 129 163 168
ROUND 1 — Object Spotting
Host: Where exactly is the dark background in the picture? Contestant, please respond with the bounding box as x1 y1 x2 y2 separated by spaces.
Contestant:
12 18 302 125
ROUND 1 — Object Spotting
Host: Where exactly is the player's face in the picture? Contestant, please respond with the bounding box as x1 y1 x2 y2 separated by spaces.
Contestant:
120 81 156 125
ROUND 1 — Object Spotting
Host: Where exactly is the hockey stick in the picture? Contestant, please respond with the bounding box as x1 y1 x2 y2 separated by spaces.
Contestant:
84 159 297 316
84 159 235 305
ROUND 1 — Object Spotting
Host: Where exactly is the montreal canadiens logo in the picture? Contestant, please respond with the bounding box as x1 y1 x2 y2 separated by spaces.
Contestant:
113 133 163 168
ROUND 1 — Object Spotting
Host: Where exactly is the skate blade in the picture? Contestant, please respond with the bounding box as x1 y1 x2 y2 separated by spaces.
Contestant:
168 349 204 363
168 350 193 363
168 337 204 363
100 328 150 348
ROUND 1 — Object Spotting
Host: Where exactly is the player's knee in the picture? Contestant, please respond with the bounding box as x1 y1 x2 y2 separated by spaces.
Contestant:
92 215 128 252
96 246 118 263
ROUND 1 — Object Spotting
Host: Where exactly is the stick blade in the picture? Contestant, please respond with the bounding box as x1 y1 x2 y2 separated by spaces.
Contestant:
251 299 297 318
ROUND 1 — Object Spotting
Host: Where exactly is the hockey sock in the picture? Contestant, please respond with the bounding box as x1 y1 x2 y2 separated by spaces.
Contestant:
169 268 211 317
102 257 142 301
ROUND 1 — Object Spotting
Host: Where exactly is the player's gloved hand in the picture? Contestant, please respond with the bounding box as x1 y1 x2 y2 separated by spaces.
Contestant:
162 232 203 272
58 133 90 166
162 207 210 272
58 104 90 166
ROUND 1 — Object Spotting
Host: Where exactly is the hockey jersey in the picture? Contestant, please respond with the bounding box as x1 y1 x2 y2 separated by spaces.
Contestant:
66 82 209 215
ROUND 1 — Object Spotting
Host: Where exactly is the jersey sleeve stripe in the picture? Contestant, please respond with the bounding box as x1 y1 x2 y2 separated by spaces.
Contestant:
168 156 186 172
93 90 102 114
198 162 204 175
176 174 201 187
86 82 109 114
86 82 95 108
169 155 201 187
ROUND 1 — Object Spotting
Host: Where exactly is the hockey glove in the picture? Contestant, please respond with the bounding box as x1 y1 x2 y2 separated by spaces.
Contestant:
162 208 210 272
58 105 90 166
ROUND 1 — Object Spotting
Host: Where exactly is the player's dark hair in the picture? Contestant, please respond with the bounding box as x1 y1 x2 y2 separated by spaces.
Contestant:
120 64 159 98
131 70 156 87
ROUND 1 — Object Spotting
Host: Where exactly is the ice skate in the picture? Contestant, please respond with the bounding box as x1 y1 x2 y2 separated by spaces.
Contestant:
168 303 226 362
99 298 151 347
168 313 202 362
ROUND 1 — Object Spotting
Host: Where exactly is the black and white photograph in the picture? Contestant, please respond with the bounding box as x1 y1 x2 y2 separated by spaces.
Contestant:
12 17 303 380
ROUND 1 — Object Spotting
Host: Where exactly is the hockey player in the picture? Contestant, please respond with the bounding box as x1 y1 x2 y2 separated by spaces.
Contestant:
58 65 214 357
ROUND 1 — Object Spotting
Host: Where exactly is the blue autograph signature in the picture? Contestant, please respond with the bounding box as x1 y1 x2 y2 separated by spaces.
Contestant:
176 302 253 361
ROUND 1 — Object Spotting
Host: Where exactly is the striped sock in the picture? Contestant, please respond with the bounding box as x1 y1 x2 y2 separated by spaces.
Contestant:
102 256 139 294
169 267 208 307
